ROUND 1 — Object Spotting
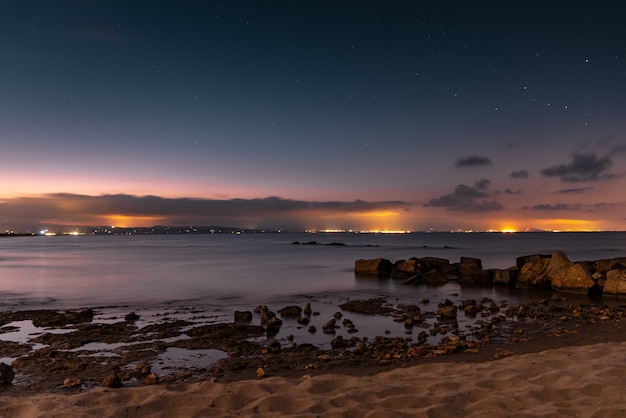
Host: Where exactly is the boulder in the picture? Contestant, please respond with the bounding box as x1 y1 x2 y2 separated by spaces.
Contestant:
102 372 122 388
492 267 518 286
516 257 551 289
279 306 302 317
234 311 252 322
421 268 449 283
393 258 419 277
355 258 392 275
551 263 595 294
419 257 450 273
458 257 492 285
0 363 15 385
516 254 550 269
603 269 626 295
594 258 626 274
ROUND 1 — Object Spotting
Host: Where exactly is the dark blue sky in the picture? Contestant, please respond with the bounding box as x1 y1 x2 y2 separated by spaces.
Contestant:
1 1 625 231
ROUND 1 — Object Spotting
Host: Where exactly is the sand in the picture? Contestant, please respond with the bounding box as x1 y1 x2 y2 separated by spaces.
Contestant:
2 341 626 418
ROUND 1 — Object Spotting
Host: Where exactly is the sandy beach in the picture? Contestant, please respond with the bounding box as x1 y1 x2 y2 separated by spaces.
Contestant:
2 340 626 417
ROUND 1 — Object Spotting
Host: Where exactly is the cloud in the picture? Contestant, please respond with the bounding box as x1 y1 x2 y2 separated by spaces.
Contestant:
510 170 529 179
557 187 594 194
540 152 613 183
424 179 503 212
455 155 492 168
0 194 410 229
504 189 522 195
524 203 582 211
611 144 626 155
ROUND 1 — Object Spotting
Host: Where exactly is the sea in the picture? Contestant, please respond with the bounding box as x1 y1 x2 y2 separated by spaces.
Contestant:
1 231 625 311
1 232 625 367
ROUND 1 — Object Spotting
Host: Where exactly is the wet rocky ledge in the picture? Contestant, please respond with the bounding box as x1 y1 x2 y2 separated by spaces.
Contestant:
3 289 626 394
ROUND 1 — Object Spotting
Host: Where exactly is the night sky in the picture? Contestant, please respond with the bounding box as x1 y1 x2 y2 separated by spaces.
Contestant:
2 1 626 232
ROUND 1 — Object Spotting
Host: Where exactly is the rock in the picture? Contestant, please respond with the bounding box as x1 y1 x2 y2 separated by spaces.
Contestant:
145 373 159 385
603 269 626 295
254 305 277 323
124 312 140 321
551 263 595 294
279 306 302 317
517 257 551 289
458 257 492 285
307 325 317 333
594 257 626 274
393 259 419 277
102 372 122 388
437 305 457 320
421 268 449 283
234 310 253 322
492 267 518 286
63 377 81 388
256 367 266 379
516 254 550 269
354 258 392 276
297 317 310 325
0 363 15 385
419 257 451 272
303 303 312 316
135 362 151 374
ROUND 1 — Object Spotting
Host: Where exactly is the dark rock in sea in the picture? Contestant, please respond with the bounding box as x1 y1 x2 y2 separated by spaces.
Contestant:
0 363 15 385
516 254 550 269
517 257 551 289
102 372 122 388
303 303 312 316
125 312 140 321
307 325 316 333
393 258 419 277
254 305 277 323
234 311 253 323
492 268 518 286
594 257 626 274
421 268 449 283
551 262 595 295
296 317 310 325
603 269 626 295
437 305 457 320
458 257 492 285
32 308 95 327
354 258 392 276
279 306 302 317
339 298 394 315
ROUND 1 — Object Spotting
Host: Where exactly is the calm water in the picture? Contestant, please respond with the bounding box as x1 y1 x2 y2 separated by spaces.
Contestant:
1 232 625 311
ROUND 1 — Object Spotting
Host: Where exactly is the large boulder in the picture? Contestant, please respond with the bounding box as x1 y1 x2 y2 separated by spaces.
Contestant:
516 258 551 289
517 251 573 290
594 258 626 275
458 257 492 285
354 258 392 276
419 257 450 273
516 254 550 269
603 269 626 295
393 258 419 277
551 263 595 294
492 267 518 286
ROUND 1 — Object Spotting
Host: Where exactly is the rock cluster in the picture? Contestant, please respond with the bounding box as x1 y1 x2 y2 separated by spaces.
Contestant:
356 252 626 296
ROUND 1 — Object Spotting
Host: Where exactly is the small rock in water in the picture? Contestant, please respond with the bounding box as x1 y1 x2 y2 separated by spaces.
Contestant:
102 372 123 388
125 312 140 321
234 310 253 322
63 377 81 388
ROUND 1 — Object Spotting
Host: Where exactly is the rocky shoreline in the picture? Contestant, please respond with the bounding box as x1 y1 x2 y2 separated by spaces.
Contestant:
356 251 626 295
3 288 626 395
